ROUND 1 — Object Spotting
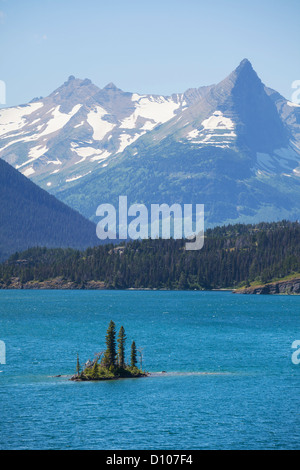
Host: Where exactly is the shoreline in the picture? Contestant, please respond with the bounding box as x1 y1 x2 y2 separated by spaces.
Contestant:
0 277 233 291
0 277 299 295
70 372 150 382
233 277 300 295
56 371 233 382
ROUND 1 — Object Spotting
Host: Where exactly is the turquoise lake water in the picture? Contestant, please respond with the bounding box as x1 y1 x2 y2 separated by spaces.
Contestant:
0 290 299 450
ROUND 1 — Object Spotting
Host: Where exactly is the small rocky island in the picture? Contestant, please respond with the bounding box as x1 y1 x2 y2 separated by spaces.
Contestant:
71 321 149 381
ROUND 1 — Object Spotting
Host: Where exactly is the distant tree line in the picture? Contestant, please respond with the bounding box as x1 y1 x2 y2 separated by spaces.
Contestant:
0 220 299 290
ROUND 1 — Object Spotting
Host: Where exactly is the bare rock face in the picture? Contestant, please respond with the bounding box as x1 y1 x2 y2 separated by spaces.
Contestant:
236 278 300 295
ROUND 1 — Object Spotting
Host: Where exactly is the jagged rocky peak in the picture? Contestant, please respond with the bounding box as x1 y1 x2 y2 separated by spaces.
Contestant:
52 76 99 98
232 58 263 88
207 59 289 152
236 58 254 72
100 82 127 99
104 82 120 91
48 76 100 111
217 58 262 96
64 75 92 86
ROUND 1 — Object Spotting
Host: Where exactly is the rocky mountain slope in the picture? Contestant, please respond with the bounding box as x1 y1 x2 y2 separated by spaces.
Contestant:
0 77 209 193
57 60 300 224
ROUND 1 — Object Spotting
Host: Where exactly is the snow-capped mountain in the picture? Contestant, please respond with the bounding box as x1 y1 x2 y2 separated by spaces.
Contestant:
141 59 300 176
1 59 300 226
0 76 209 190
54 59 300 225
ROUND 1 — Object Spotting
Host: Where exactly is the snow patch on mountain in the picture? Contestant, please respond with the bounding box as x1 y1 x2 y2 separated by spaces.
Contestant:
0 103 44 136
186 111 236 148
118 132 145 153
47 159 62 165
201 111 235 130
71 146 100 158
90 150 111 162
66 171 92 183
22 167 35 177
70 143 112 164
87 106 115 140
287 101 300 108
74 121 85 128
16 145 48 169
39 104 82 137
120 95 182 131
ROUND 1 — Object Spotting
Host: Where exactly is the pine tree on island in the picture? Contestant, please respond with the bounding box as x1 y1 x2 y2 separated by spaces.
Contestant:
92 358 100 379
117 326 126 368
76 353 81 377
131 341 137 368
103 320 117 368
71 321 148 381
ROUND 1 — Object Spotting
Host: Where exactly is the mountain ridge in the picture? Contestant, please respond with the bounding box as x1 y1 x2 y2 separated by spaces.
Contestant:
0 76 208 195
1 59 300 226
0 158 99 261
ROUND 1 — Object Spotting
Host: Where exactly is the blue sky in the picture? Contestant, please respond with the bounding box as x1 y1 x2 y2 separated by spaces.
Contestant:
0 0 299 106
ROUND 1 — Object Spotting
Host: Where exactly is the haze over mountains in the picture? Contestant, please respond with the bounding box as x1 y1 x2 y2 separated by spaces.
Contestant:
0 59 300 226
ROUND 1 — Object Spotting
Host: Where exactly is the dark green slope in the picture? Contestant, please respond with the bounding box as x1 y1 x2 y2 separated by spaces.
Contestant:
57 135 300 225
0 158 99 260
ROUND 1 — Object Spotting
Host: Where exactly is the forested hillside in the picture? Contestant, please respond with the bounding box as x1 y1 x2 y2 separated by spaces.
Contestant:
0 221 299 290
0 158 100 261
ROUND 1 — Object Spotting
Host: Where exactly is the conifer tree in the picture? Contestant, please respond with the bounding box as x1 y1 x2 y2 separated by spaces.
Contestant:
103 320 117 368
76 353 80 376
131 341 137 368
117 326 126 369
93 360 99 377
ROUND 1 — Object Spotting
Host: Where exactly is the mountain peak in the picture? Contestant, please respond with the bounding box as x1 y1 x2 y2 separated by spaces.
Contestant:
59 76 93 89
237 58 253 70
49 76 99 104
218 58 260 91
104 82 120 91
233 59 258 81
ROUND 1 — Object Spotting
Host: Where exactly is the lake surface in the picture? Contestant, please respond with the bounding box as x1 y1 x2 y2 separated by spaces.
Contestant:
0 290 299 450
